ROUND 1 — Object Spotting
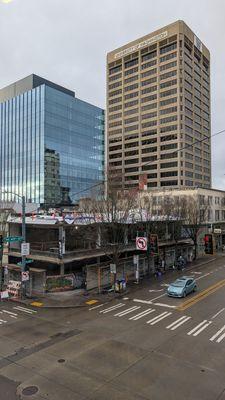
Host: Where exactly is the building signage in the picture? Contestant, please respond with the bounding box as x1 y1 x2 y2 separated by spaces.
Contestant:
214 228 222 234
114 31 168 59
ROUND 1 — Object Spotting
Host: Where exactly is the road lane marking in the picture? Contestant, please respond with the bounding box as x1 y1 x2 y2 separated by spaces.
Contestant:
211 308 225 319
133 299 152 304
170 316 191 330
150 293 167 302
2 310 17 316
146 311 168 325
177 279 225 311
150 312 172 325
13 306 37 315
216 332 225 343
89 304 104 310
210 325 225 342
195 273 211 281
187 320 212 336
192 321 212 336
154 303 177 309
187 320 208 335
149 289 164 292
114 306 140 317
15 306 37 313
166 316 190 330
100 303 125 314
129 309 154 321
0 319 7 323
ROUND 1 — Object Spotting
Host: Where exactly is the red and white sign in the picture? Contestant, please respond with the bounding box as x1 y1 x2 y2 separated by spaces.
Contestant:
22 271 29 282
136 237 147 251
0 290 9 300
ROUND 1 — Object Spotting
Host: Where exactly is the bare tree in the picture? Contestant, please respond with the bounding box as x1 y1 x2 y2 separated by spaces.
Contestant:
78 170 138 283
182 195 209 260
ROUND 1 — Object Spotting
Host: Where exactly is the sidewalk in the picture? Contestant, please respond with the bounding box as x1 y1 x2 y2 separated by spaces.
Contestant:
9 254 222 309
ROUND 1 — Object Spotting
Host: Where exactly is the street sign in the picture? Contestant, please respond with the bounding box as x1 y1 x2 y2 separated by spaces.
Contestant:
21 243 30 256
110 264 117 274
0 290 9 300
17 259 33 267
21 271 29 282
136 237 147 251
4 236 23 243
133 255 139 264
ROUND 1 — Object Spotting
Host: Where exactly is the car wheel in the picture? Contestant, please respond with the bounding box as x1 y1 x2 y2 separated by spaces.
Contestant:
183 291 186 298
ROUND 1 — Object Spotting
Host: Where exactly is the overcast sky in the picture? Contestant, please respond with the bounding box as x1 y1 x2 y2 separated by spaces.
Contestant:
0 0 224 189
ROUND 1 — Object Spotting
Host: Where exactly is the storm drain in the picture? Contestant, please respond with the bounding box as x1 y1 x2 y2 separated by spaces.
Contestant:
22 386 39 396
58 358 65 363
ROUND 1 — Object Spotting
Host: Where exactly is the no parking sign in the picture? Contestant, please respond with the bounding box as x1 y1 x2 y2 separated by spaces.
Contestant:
136 237 147 251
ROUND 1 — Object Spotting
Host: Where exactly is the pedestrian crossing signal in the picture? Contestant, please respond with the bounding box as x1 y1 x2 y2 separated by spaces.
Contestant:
204 234 214 255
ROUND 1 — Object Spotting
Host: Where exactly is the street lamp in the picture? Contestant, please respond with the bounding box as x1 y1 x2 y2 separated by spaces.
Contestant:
1 191 26 297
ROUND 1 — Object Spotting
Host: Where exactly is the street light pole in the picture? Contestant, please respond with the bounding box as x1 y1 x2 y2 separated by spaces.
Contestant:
21 196 26 298
1 191 27 298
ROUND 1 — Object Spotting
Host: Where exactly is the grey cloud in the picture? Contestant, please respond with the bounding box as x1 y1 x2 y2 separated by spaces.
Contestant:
0 0 224 188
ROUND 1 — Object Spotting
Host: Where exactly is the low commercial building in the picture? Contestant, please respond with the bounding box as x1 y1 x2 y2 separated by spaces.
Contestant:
5 215 193 295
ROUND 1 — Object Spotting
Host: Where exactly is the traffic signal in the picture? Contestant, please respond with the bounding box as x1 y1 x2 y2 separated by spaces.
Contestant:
204 234 214 255
149 234 159 256
0 235 3 250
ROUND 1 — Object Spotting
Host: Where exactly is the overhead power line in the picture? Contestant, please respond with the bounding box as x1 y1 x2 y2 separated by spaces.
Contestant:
69 127 225 200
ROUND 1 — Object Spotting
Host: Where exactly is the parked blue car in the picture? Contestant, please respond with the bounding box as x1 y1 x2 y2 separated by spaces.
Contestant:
167 276 197 298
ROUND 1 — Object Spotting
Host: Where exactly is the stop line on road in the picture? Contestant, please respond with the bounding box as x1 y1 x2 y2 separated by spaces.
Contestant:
90 302 225 346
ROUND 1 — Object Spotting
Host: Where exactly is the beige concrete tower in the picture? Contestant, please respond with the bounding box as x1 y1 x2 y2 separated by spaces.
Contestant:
106 20 211 190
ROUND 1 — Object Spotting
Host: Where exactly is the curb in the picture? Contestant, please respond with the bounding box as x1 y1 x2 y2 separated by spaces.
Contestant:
7 256 219 309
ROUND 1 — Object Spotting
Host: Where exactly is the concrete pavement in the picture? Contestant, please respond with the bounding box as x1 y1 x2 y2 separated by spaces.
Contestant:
0 255 225 399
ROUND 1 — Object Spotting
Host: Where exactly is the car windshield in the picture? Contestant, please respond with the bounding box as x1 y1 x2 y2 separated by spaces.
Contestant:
171 280 185 287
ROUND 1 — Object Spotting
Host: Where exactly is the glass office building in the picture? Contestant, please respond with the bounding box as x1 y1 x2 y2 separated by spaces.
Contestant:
0 75 104 205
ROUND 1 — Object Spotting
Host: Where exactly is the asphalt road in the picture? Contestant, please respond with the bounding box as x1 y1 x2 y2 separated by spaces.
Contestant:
1 256 225 400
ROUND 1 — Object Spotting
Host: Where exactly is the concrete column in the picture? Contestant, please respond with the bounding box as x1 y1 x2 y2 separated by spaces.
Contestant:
60 264 65 276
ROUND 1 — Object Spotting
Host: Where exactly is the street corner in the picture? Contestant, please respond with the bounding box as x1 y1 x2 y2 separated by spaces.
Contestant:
85 299 99 305
30 301 44 308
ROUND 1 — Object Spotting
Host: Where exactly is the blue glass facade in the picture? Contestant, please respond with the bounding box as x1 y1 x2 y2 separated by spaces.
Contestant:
0 80 104 205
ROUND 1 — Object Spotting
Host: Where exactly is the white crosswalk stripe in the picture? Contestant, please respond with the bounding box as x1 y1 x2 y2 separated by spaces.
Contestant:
187 320 212 336
99 303 125 314
114 306 140 317
2 310 17 317
13 306 37 315
210 325 225 343
0 319 7 323
146 311 172 325
166 316 191 330
129 309 155 321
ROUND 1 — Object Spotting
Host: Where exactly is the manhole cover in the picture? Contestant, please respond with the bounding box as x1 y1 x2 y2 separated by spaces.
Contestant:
22 386 39 396
58 359 65 363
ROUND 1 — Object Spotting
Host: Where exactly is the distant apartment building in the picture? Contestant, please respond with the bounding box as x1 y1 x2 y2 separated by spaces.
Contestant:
106 20 211 190
0 74 104 205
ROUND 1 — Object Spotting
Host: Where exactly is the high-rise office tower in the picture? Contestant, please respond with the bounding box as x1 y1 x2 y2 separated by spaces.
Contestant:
106 20 211 190
0 74 104 205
